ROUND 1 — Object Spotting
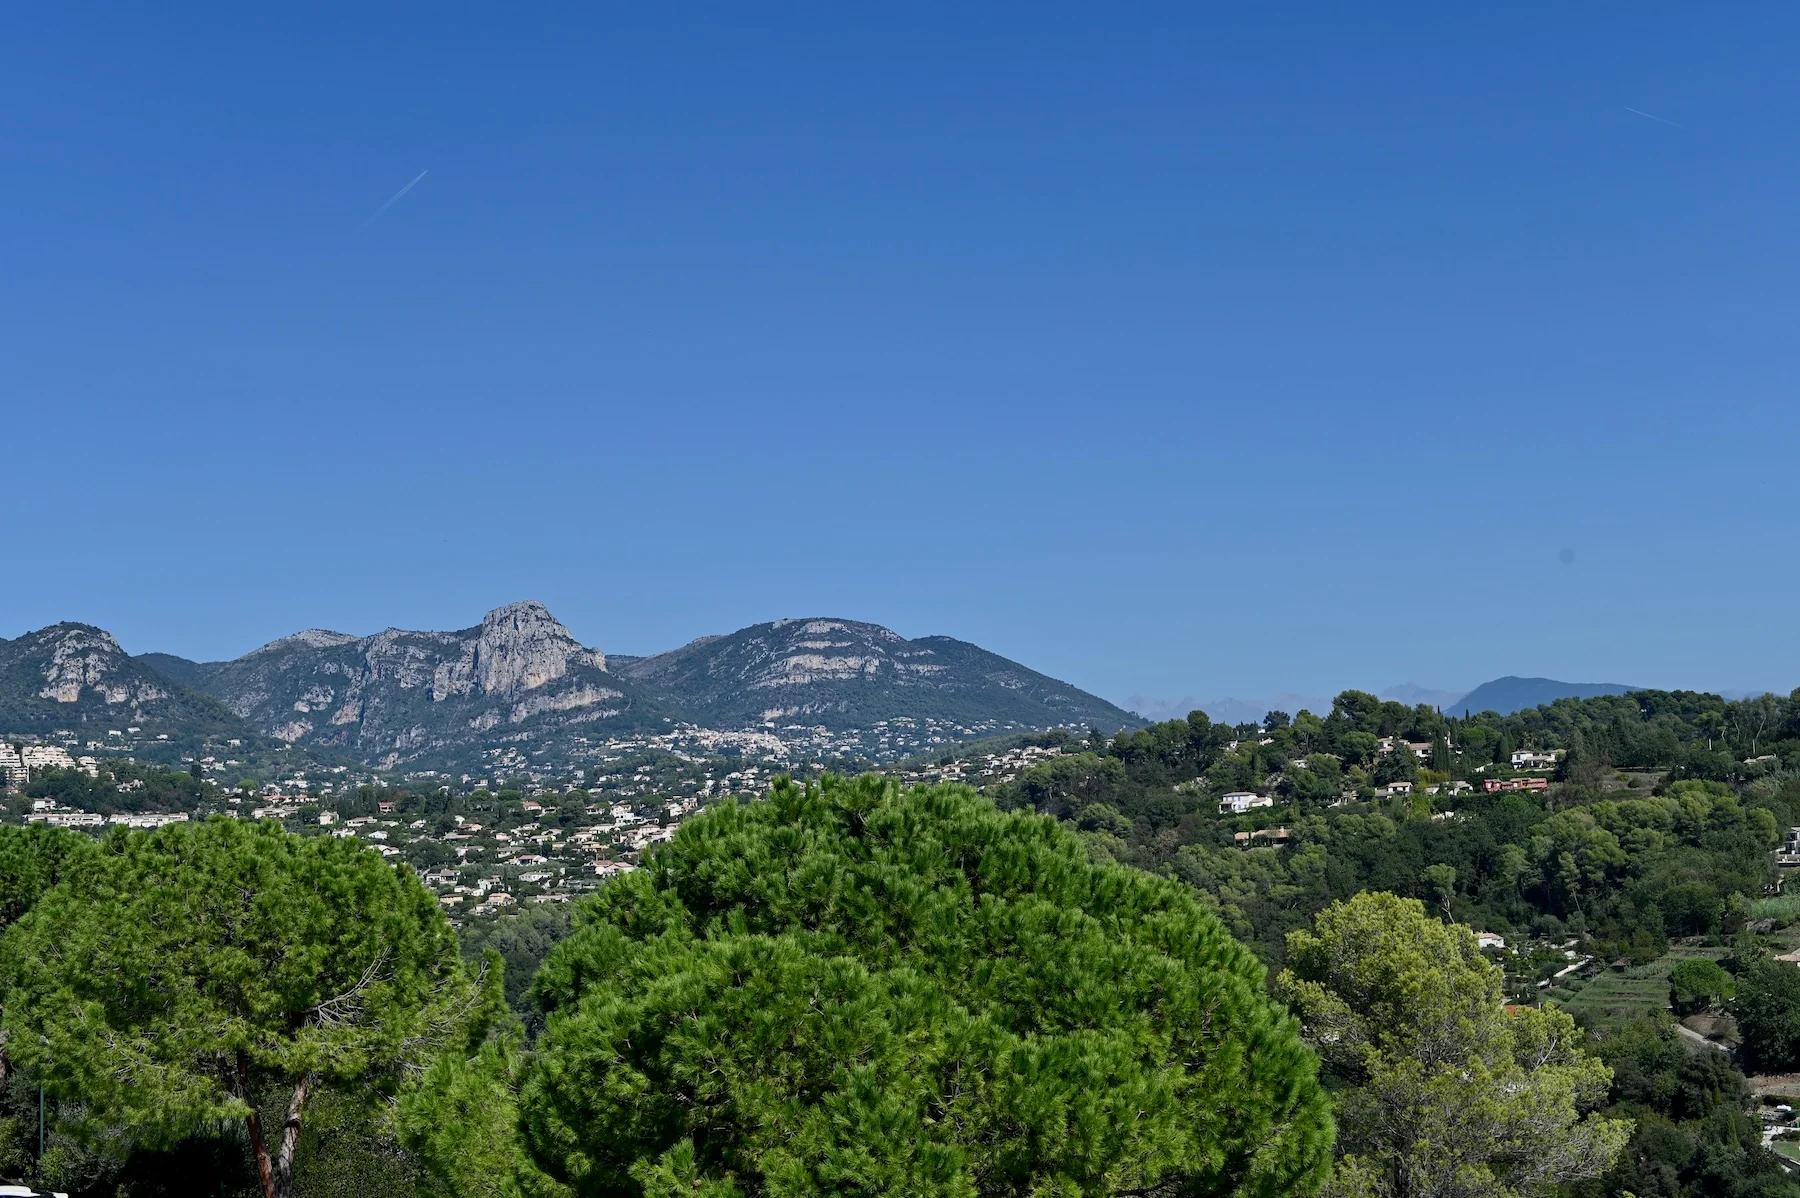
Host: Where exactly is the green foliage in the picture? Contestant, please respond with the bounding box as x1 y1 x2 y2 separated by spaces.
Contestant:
1734 957 1800 1073
1752 893 1800 926
1570 1014 1800 1198
0 818 484 1198
459 902 576 1031
23 761 213 814
1667 957 1736 1014
522 775 1334 1197
1276 892 1631 1198
0 822 94 929
397 1032 571 1198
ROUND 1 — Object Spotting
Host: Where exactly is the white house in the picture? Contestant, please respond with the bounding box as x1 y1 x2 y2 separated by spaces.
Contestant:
1511 749 1561 771
1219 791 1274 815
1375 780 1414 798
1476 932 1507 951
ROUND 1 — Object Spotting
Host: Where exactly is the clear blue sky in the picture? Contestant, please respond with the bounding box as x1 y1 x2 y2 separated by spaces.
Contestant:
5 3 1797 710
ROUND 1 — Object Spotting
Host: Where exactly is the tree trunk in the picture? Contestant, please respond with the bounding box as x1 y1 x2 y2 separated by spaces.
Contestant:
274 1073 314 1198
239 1054 277 1198
237 1054 314 1198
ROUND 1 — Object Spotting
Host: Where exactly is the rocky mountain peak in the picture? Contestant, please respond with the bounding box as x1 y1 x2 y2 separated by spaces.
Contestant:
474 601 604 694
21 623 162 705
253 628 360 655
482 600 561 630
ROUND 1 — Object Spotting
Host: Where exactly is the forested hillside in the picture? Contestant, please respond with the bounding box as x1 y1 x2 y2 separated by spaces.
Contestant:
995 688 1798 960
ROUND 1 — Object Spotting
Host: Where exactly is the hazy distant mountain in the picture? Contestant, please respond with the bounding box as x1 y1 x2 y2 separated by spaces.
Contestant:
0 624 251 738
1379 682 1464 709
1127 683 1461 727
6 605 1136 771
1449 676 1639 716
620 618 1137 732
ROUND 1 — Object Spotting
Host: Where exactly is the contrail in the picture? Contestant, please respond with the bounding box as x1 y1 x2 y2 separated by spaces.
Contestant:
1624 107 1684 129
359 170 430 228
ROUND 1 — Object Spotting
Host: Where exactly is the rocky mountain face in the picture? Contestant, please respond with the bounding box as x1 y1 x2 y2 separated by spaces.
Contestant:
3 603 1138 770
183 602 654 769
0 623 248 737
619 617 1137 731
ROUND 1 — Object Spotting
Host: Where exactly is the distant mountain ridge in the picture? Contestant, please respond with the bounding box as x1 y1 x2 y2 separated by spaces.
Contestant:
620 618 1130 730
1450 676 1640 716
2 603 1137 771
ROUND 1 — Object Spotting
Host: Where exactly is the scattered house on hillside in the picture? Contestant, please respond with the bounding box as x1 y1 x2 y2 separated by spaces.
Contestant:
1232 826 1291 848
1475 932 1506 951
1484 777 1549 793
1375 780 1414 798
1219 791 1274 815
1511 749 1561 771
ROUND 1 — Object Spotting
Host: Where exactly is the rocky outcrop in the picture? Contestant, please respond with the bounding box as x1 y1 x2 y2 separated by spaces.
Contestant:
33 626 162 704
0 624 248 736
184 602 654 769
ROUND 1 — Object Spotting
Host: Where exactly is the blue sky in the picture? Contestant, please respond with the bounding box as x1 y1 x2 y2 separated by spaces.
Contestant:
4 3 1797 710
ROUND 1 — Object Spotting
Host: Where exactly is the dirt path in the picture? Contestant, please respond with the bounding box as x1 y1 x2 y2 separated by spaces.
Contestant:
1674 1023 1729 1053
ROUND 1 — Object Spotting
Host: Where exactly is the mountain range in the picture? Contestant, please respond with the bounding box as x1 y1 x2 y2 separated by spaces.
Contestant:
0 603 1139 771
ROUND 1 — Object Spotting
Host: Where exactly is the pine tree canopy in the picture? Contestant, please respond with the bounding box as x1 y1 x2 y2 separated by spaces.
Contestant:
522 775 1334 1198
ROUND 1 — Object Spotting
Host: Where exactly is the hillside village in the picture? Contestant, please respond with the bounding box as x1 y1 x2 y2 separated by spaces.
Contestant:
0 722 1077 920
11 687 1799 947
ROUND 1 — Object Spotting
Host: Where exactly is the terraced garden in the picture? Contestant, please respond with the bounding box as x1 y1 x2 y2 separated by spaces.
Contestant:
1547 944 1729 1032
